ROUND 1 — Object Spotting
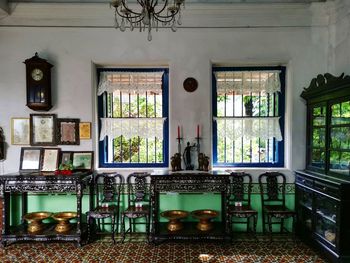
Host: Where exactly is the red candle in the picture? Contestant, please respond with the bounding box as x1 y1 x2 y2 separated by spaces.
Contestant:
177 126 180 138
197 125 200 138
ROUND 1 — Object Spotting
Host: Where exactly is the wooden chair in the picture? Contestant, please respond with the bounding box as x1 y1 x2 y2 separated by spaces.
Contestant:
120 172 151 243
228 172 258 237
258 172 296 240
86 173 123 244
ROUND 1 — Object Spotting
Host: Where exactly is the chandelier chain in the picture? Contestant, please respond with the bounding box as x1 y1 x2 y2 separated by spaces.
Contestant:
111 0 185 41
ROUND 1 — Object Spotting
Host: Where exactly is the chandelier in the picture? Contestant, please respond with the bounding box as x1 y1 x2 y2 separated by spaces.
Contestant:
110 0 185 41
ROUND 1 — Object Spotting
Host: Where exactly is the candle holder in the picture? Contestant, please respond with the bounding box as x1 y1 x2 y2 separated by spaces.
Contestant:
176 136 183 155
195 136 201 156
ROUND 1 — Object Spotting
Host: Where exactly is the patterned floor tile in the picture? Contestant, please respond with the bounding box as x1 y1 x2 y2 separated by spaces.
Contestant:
0 235 327 263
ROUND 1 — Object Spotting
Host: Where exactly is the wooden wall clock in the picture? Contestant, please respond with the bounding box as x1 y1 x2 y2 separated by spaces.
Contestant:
183 77 198 92
24 53 53 111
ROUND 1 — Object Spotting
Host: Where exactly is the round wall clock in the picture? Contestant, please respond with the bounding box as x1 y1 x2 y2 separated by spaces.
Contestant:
183 77 198 92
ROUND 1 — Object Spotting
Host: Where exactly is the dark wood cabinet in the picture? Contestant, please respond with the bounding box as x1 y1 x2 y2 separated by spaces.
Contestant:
297 73 350 262
295 171 350 262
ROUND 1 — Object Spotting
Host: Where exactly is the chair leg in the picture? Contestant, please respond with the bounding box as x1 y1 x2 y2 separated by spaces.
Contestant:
228 215 233 241
280 218 284 233
292 215 297 241
111 215 116 244
116 213 120 238
97 218 101 232
120 214 126 243
253 215 258 235
129 218 132 236
145 215 150 243
247 216 250 233
253 214 258 240
87 214 92 244
262 212 266 234
268 215 273 241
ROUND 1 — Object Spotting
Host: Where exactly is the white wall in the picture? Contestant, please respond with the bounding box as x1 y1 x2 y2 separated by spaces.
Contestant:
329 0 350 74
0 3 330 181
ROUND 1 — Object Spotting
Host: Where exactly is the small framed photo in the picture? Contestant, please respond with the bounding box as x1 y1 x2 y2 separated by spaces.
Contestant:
19 147 42 172
11 118 30 145
30 114 56 146
57 118 80 145
60 151 72 166
72 151 94 170
41 148 60 172
79 122 91 140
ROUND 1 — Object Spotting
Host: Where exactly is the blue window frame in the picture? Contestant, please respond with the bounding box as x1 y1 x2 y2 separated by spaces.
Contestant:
97 68 169 168
212 66 285 167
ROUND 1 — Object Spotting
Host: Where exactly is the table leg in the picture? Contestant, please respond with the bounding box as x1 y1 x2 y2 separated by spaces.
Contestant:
21 192 28 224
76 183 83 246
0 182 6 246
150 181 156 243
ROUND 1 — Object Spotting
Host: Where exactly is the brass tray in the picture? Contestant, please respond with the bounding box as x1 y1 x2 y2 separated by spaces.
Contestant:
191 210 219 231
52 212 77 233
23 211 52 233
161 210 189 232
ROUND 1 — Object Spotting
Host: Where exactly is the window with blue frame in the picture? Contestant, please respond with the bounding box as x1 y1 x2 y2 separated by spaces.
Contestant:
97 68 169 168
212 66 285 167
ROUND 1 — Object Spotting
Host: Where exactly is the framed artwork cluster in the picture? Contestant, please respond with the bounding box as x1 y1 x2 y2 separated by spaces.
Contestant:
19 147 94 172
11 114 92 146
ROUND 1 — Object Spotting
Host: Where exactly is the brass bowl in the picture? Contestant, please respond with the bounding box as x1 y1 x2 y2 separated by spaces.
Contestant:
160 210 189 232
52 212 77 233
23 211 52 234
191 210 219 231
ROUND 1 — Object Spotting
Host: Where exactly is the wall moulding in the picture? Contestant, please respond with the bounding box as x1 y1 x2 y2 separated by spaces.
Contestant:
0 2 330 28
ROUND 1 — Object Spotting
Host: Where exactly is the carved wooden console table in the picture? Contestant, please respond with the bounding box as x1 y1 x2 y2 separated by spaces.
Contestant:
150 171 231 243
0 171 93 247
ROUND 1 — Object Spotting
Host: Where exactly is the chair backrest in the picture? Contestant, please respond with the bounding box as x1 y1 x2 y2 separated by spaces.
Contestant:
94 173 123 206
229 172 252 206
126 172 150 207
258 172 286 207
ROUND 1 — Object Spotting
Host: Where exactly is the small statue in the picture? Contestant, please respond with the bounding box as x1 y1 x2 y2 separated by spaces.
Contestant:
171 153 182 171
198 153 204 171
203 154 210 171
198 153 210 171
183 142 195 170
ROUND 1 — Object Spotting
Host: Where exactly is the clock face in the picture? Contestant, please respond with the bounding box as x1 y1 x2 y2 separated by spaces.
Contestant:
31 68 44 81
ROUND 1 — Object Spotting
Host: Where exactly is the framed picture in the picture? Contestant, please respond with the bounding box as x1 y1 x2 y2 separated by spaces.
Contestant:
41 148 60 172
30 114 56 146
72 151 93 170
79 122 91 140
11 118 30 145
19 147 42 172
56 118 80 145
60 151 72 165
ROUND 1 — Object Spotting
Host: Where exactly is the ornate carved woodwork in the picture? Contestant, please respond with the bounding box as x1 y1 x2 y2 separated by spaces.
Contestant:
0 171 92 247
149 171 231 243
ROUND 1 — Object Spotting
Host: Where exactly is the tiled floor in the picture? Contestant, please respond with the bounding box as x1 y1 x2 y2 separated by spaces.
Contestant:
0 235 327 263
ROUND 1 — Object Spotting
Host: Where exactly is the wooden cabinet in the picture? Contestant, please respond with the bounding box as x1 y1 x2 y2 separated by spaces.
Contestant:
297 73 350 262
301 73 350 179
295 171 350 262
